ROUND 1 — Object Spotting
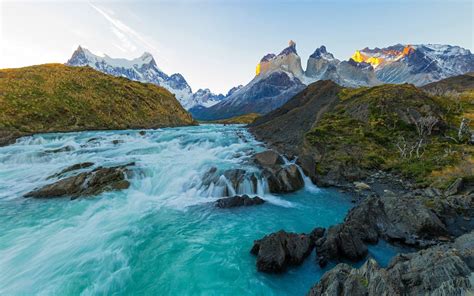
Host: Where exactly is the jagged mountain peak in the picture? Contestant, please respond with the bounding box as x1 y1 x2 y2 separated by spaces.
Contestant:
278 40 298 56
260 54 276 63
309 45 336 61
256 40 304 78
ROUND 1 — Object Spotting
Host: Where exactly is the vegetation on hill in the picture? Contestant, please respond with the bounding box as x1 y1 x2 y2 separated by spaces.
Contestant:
206 113 260 124
305 83 473 188
0 64 196 140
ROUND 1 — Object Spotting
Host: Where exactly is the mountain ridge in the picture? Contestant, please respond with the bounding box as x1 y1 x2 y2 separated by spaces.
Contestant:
66 46 230 110
192 41 473 120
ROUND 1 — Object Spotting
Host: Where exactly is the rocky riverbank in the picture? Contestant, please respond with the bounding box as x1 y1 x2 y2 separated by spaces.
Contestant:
309 231 474 296
248 76 474 294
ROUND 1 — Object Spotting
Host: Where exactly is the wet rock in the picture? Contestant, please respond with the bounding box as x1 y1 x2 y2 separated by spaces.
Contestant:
309 227 325 243
316 193 448 265
223 169 247 190
44 145 75 154
253 150 304 193
202 167 218 186
296 154 316 180
47 162 94 179
253 150 285 167
201 167 261 197
215 195 265 208
251 230 314 273
25 164 132 199
139 130 146 136
308 231 474 296
264 164 304 193
112 139 123 145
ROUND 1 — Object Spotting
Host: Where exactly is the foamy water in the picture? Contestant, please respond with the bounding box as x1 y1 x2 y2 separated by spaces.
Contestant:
0 124 401 295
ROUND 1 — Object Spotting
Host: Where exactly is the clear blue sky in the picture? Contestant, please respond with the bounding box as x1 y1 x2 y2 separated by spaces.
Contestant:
1 0 472 93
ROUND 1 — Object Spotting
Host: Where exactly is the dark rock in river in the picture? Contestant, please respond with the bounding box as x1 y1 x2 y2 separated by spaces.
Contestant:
201 167 260 197
223 169 248 190
25 164 132 199
253 150 285 167
251 230 313 273
316 192 448 265
43 145 75 154
253 150 304 193
263 164 304 193
47 162 94 179
215 195 265 208
309 231 474 296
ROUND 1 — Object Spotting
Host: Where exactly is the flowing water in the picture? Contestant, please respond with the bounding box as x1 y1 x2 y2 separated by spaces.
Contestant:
0 125 402 295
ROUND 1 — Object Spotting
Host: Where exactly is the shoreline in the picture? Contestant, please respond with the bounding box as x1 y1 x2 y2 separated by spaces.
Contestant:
0 122 199 148
247 126 473 294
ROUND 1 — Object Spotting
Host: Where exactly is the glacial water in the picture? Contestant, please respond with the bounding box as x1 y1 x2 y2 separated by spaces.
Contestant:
0 125 403 295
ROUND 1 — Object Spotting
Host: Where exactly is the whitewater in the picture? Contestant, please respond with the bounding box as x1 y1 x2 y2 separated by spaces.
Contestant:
0 124 401 295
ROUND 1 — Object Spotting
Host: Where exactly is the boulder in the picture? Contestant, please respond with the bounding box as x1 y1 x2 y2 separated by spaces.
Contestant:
43 145 75 154
316 193 448 265
308 231 474 296
264 164 304 193
253 150 285 167
250 230 314 273
47 162 94 179
25 164 132 199
296 154 317 181
223 169 248 190
215 195 265 208
201 167 260 197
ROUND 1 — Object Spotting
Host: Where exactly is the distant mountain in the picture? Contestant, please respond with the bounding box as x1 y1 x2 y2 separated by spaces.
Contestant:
305 45 380 87
190 41 306 120
66 46 228 109
351 44 474 86
193 41 474 120
0 64 195 142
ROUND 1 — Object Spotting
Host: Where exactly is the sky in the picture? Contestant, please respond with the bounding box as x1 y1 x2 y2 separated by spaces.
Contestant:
1 0 473 94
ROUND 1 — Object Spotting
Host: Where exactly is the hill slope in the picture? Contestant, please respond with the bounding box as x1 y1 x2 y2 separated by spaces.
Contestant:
0 64 195 144
250 78 473 189
249 80 342 155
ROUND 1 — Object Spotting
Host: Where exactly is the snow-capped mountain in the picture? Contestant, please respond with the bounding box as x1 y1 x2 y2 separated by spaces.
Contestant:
190 41 306 120
305 46 379 87
66 46 227 109
192 41 473 120
352 44 474 86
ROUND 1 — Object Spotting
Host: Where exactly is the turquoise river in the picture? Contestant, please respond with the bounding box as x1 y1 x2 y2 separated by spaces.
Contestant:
0 125 402 295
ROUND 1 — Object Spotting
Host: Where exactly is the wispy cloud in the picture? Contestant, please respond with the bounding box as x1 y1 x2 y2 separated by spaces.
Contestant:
89 3 163 58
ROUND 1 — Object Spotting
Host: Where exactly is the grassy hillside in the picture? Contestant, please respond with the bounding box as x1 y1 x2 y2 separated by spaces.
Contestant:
0 64 195 139
206 113 260 124
305 83 473 188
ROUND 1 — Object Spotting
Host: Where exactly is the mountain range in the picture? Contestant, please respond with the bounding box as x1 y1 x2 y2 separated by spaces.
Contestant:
66 46 230 109
192 41 474 120
66 42 474 120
